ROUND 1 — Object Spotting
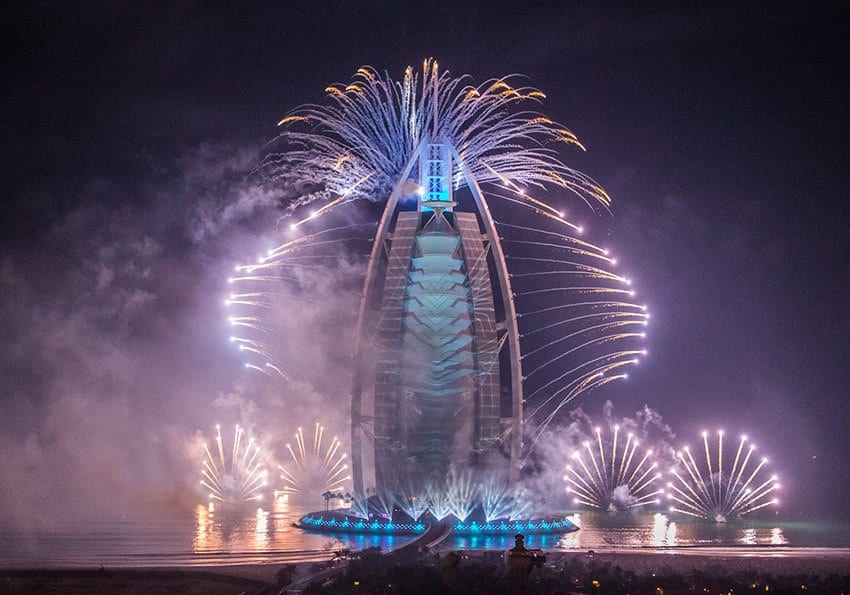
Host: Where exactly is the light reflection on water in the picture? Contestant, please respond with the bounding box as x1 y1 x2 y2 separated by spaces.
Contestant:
193 503 275 552
651 512 678 546
190 497 404 556
0 499 409 568
541 512 790 550
771 527 789 545
0 507 837 568
740 526 788 546
447 512 795 551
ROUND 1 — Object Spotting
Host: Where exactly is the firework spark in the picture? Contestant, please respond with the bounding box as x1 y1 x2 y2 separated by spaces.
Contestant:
393 469 529 522
666 430 780 522
479 480 531 522
230 61 647 458
226 221 371 379
199 424 267 504
267 59 608 213
564 424 662 512
277 423 351 498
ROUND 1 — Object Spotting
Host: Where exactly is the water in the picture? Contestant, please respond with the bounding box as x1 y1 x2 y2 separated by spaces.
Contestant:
2 506 849 569
0 500 411 569
453 512 850 551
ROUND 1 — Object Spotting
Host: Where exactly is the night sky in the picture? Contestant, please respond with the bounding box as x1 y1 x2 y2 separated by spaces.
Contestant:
2 3 848 526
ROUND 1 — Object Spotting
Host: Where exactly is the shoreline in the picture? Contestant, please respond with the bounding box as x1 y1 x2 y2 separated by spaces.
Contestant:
4 545 850 580
3 547 850 593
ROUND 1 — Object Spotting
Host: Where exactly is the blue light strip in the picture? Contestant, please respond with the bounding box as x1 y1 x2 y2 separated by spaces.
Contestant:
298 513 576 536
299 514 426 535
451 518 576 535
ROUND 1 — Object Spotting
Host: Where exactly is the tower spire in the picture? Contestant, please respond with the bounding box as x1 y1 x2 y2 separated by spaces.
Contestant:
431 60 439 138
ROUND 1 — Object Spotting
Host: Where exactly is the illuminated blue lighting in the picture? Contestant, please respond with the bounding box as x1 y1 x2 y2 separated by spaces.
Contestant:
419 143 453 212
298 514 427 535
451 517 576 536
298 513 575 536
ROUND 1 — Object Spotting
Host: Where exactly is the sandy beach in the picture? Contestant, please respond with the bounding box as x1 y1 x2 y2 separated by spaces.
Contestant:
257 545 850 582
541 547 850 577
4 546 849 593
0 568 270 595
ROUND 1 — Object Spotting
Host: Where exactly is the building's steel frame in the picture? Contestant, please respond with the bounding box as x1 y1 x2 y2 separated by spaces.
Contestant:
350 139 525 497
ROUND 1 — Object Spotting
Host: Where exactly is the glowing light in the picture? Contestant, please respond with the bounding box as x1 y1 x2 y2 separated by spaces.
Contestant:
200 424 267 504
230 60 648 477
269 60 609 212
563 423 663 512
667 429 780 522
278 423 350 498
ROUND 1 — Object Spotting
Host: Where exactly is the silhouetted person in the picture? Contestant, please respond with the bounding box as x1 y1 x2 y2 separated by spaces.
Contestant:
508 533 545 583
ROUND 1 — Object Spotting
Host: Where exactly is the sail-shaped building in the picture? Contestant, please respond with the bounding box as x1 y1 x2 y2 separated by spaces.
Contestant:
253 61 645 535
350 139 523 503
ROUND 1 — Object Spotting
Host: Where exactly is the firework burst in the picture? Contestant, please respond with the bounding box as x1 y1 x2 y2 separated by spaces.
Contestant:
199 424 267 504
392 470 530 522
666 430 780 522
564 424 663 512
479 480 532 522
267 59 606 212
229 61 647 462
225 220 370 379
277 423 351 498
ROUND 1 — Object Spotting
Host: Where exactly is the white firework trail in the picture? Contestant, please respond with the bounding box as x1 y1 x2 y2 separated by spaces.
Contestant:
226 221 372 380
228 60 647 453
277 423 351 497
564 424 663 512
479 481 531 522
267 59 607 212
396 490 430 522
199 424 268 504
666 430 780 522
445 466 478 522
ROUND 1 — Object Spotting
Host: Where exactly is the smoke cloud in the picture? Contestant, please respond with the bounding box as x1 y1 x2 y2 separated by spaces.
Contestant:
520 400 675 512
0 142 362 530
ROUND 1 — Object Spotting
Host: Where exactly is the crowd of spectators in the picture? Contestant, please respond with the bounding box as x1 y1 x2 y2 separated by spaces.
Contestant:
297 544 850 594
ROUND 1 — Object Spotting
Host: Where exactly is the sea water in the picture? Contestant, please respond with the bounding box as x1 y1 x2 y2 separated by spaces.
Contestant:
0 500 405 568
451 512 850 550
2 503 849 568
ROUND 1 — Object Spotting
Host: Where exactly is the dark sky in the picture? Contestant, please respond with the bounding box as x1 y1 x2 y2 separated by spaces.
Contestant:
2 3 848 524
